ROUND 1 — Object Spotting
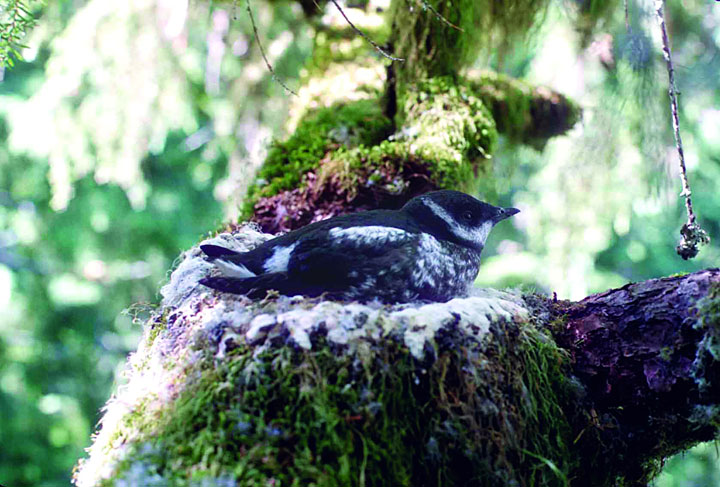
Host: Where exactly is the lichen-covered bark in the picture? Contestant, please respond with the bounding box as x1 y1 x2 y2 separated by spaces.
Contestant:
73 227 720 487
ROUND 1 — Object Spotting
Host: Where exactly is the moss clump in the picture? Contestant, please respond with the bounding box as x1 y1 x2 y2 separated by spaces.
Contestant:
245 73 582 231
243 99 393 217
398 77 498 187
107 319 576 487
467 72 581 147
247 77 500 231
469 72 534 141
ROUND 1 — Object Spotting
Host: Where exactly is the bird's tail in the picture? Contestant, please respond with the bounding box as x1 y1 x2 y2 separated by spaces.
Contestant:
199 273 290 298
199 276 255 295
200 244 240 260
200 244 256 279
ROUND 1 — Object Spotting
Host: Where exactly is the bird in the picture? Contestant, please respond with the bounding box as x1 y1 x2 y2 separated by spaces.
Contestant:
199 190 519 303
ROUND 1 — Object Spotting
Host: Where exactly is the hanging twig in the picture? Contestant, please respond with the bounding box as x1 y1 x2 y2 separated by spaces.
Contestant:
654 0 709 260
623 0 631 34
328 0 404 62
418 0 463 31
246 0 297 96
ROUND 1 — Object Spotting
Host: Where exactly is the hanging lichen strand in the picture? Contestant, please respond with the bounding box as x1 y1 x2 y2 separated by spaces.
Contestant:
653 0 710 260
388 0 551 87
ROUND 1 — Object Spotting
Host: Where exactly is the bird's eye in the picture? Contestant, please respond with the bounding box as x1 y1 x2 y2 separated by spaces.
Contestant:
462 211 473 221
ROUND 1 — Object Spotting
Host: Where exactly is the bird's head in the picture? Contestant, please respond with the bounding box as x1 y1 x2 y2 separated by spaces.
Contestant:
402 190 520 251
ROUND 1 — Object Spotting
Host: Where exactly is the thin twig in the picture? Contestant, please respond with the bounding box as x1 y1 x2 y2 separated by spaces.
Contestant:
418 0 463 31
654 0 709 259
624 0 631 33
328 0 404 62
246 0 297 96
655 0 692 221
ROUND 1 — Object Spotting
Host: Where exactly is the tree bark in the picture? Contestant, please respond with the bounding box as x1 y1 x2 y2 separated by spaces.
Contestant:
72 227 720 487
552 269 720 485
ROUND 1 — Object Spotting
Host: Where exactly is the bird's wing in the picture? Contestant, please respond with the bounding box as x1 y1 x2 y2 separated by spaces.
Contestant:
286 226 420 291
200 226 420 298
200 244 240 259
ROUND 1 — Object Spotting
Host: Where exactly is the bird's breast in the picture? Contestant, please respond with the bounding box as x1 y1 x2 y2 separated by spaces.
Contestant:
410 234 482 299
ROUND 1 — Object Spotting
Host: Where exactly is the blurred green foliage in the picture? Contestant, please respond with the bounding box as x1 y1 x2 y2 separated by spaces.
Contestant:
653 442 720 487
0 1 311 485
0 0 718 486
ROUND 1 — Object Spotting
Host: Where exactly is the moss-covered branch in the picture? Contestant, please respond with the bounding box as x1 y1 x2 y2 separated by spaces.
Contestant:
73 228 720 487
246 73 579 233
467 71 582 148
551 270 720 485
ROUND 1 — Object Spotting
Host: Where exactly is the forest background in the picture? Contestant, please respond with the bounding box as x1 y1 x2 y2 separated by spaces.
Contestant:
0 0 719 485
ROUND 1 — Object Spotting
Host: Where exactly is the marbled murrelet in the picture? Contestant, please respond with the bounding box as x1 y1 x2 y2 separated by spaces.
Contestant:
199 190 519 303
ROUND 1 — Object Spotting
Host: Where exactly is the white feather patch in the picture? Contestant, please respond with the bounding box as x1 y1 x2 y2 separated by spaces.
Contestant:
264 243 297 273
215 259 256 279
329 226 407 242
422 199 493 247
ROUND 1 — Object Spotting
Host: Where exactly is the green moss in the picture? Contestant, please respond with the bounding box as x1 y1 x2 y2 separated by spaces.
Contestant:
145 310 169 348
519 328 575 486
108 320 576 486
244 77 501 219
467 72 581 145
469 72 535 139
242 99 393 217
398 77 498 187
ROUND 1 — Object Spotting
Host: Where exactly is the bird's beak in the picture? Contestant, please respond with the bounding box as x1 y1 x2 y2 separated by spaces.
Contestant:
495 207 520 223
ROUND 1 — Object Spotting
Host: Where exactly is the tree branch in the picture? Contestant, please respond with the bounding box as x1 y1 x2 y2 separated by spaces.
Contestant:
553 269 720 485
73 225 720 487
